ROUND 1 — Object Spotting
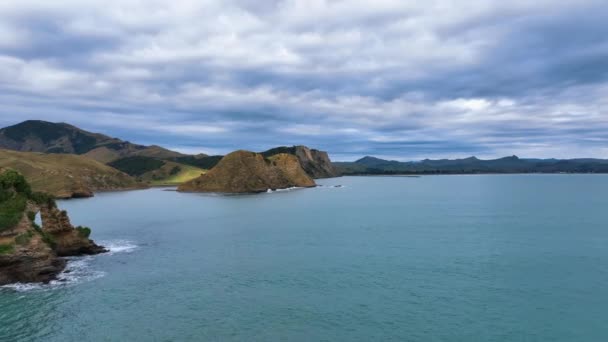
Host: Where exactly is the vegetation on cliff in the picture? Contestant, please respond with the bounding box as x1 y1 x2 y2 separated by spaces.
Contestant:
0 169 105 285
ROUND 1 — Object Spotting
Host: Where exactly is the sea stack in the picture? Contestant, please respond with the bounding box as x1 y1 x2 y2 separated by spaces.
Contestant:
0 169 106 285
178 150 316 193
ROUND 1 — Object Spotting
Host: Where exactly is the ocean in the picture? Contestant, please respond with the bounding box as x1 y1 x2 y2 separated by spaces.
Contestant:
2 175 608 341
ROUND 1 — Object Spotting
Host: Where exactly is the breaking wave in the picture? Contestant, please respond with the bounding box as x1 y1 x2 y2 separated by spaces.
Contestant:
1 240 138 292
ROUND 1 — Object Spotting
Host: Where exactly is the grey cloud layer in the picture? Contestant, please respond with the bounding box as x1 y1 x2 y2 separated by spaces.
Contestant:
0 0 607 160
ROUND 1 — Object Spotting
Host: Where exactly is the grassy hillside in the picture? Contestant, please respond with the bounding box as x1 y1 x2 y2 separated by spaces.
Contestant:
109 156 206 186
170 155 223 170
0 149 143 198
0 120 184 163
146 163 207 186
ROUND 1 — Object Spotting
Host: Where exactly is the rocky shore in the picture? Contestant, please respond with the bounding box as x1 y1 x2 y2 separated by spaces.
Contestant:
0 169 106 285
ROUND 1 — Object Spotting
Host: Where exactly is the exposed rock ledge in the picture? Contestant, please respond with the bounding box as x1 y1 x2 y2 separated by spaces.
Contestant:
0 169 106 286
178 150 316 193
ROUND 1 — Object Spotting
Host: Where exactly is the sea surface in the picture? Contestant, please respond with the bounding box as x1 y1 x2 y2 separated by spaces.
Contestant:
2 175 608 341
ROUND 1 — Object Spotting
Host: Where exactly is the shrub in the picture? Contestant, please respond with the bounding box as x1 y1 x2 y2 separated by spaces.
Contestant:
0 194 27 232
76 226 92 238
33 225 56 248
0 169 32 197
30 192 56 207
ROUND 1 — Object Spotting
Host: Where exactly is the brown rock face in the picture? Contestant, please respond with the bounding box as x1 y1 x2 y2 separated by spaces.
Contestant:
0 212 66 285
178 150 316 193
261 145 339 178
0 169 106 285
39 205 107 256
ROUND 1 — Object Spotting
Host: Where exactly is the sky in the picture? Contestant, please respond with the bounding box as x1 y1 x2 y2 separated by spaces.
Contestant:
0 0 607 161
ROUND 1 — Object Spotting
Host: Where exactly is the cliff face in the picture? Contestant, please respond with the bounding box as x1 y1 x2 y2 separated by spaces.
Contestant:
261 145 339 178
178 150 316 193
0 169 106 285
0 205 66 285
39 205 106 256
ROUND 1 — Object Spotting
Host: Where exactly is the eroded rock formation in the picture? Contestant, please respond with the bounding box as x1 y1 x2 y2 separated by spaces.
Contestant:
0 169 106 285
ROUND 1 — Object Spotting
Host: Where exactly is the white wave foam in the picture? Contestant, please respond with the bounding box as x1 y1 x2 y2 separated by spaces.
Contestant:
266 186 303 193
316 184 345 189
1 240 138 292
1 256 105 292
99 240 138 255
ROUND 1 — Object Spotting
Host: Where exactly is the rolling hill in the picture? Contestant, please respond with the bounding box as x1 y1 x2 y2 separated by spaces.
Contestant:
0 149 143 198
0 120 184 163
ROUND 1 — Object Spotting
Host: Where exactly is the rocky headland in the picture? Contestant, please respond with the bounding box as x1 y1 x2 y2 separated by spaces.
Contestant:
261 145 339 178
0 169 106 285
178 150 316 193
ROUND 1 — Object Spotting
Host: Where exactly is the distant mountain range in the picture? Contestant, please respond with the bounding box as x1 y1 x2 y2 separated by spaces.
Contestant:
335 155 608 174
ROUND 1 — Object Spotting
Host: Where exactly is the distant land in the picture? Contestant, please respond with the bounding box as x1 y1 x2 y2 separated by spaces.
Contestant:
335 155 608 175
0 120 338 196
3 119 608 197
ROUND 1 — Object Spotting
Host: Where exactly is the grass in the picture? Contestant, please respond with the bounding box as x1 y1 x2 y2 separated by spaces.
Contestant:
148 163 207 186
0 243 14 254
33 224 56 249
0 149 140 197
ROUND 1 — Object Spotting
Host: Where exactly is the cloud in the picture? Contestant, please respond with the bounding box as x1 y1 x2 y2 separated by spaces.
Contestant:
0 0 607 160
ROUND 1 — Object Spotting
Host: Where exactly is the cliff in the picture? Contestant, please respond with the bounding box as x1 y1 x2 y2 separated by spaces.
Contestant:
178 150 316 193
0 169 106 285
261 145 339 178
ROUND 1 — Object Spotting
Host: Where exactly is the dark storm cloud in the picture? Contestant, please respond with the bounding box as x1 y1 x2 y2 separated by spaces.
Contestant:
0 0 607 160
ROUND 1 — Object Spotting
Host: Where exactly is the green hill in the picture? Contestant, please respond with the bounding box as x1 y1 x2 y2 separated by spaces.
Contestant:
0 149 144 198
0 120 184 163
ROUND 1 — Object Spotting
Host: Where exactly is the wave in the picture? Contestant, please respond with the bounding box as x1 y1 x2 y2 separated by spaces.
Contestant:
99 239 139 255
1 240 138 292
266 186 303 193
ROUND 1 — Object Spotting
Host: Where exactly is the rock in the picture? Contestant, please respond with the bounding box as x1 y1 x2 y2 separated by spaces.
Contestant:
0 169 106 285
178 150 316 193
0 213 66 285
261 145 339 178
39 205 107 256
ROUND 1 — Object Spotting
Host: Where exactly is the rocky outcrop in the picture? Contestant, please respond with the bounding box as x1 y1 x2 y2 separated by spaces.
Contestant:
0 208 66 285
0 169 106 285
178 150 316 193
261 145 339 178
39 205 106 256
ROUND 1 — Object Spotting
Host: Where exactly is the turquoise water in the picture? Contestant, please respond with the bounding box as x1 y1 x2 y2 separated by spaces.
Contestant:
2 175 608 341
